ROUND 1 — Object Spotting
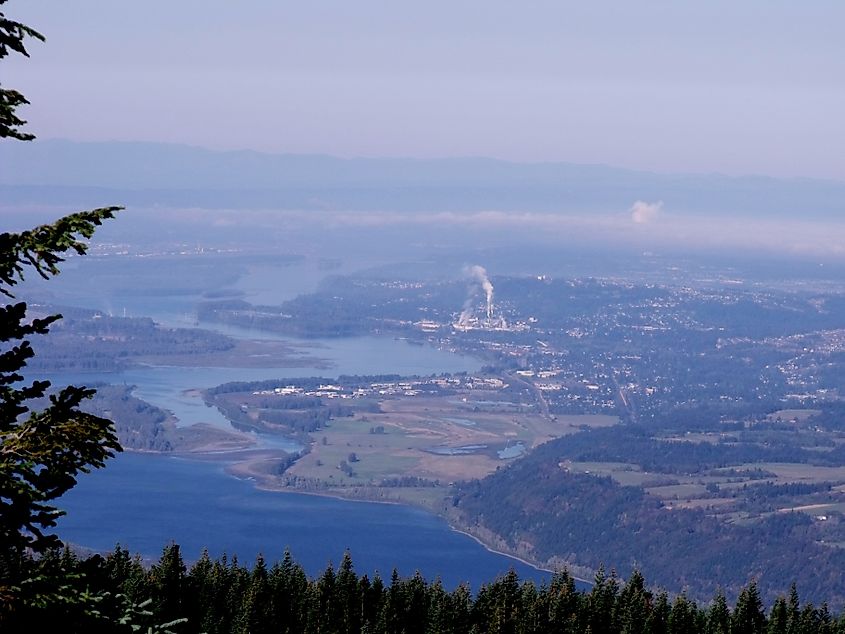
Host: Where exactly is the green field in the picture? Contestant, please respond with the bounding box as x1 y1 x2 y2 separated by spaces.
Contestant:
285 392 619 489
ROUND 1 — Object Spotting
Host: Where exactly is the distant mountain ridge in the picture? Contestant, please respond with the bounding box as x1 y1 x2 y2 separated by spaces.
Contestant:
2 139 843 217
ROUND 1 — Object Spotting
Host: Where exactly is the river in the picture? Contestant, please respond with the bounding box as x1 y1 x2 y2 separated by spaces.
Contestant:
42 255 554 588
59 452 549 589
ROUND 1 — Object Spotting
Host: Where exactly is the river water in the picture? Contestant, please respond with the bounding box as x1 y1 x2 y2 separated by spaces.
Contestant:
43 255 554 588
50 334 479 443
59 452 549 589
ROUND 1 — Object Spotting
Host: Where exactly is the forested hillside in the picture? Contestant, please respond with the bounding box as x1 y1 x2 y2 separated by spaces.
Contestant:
452 434 845 609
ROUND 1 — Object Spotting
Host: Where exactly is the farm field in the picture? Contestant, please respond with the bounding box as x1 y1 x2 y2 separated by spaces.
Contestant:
205 376 618 500
289 392 618 487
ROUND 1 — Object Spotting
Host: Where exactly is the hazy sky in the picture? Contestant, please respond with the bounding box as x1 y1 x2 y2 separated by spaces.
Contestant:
5 1 845 180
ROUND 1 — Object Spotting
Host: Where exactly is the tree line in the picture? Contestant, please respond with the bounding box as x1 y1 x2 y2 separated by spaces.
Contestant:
10 544 845 633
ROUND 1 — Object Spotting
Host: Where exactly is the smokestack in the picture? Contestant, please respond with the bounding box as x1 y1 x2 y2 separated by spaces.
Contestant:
454 265 498 330
461 264 493 321
467 265 494 320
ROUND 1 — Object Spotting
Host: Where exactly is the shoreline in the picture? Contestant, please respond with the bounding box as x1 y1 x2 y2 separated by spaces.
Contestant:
445 525 554 575
111 442 594 587
445 524 592 586
230 457 596 585
162 445 587 583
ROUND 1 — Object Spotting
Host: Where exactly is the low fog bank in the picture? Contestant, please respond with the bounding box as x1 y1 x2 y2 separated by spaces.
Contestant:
4 204 845 287
4 141 844 279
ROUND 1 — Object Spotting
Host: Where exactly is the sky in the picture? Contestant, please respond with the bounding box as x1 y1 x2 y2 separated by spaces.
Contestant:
5 1 845 180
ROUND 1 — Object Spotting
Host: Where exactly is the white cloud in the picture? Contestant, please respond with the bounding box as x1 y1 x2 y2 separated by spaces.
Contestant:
630 200 663 224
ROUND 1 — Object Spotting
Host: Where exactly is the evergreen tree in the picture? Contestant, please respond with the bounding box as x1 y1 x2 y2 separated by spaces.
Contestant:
706 591 731 634
648 591 671 634
402 571 431 634
769 596 789 634
545 570 581 633
235 554 272 634
186 550 218 634
336 552 362 634
383 568 404 633
356 574 374 633
205 554 236 634
104 545 147 605
362 573 386 633
269 549 310 634
0 3 122 626
518 580 541 634
786 584 801 634
16 548 82 628
733 582 767 634
316 561 344 632
817 604 833 634
149 543 187 625
668 594 699 634
798 604 822 634
617 570 650 634
223 555 250 631
448 583 473 634
587 566 620 634
0 0 44 140
475 569 521 634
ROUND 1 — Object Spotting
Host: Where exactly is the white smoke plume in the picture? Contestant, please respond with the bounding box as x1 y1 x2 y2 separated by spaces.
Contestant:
630 200 663 224
459 265 494 324
458 297 475 326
